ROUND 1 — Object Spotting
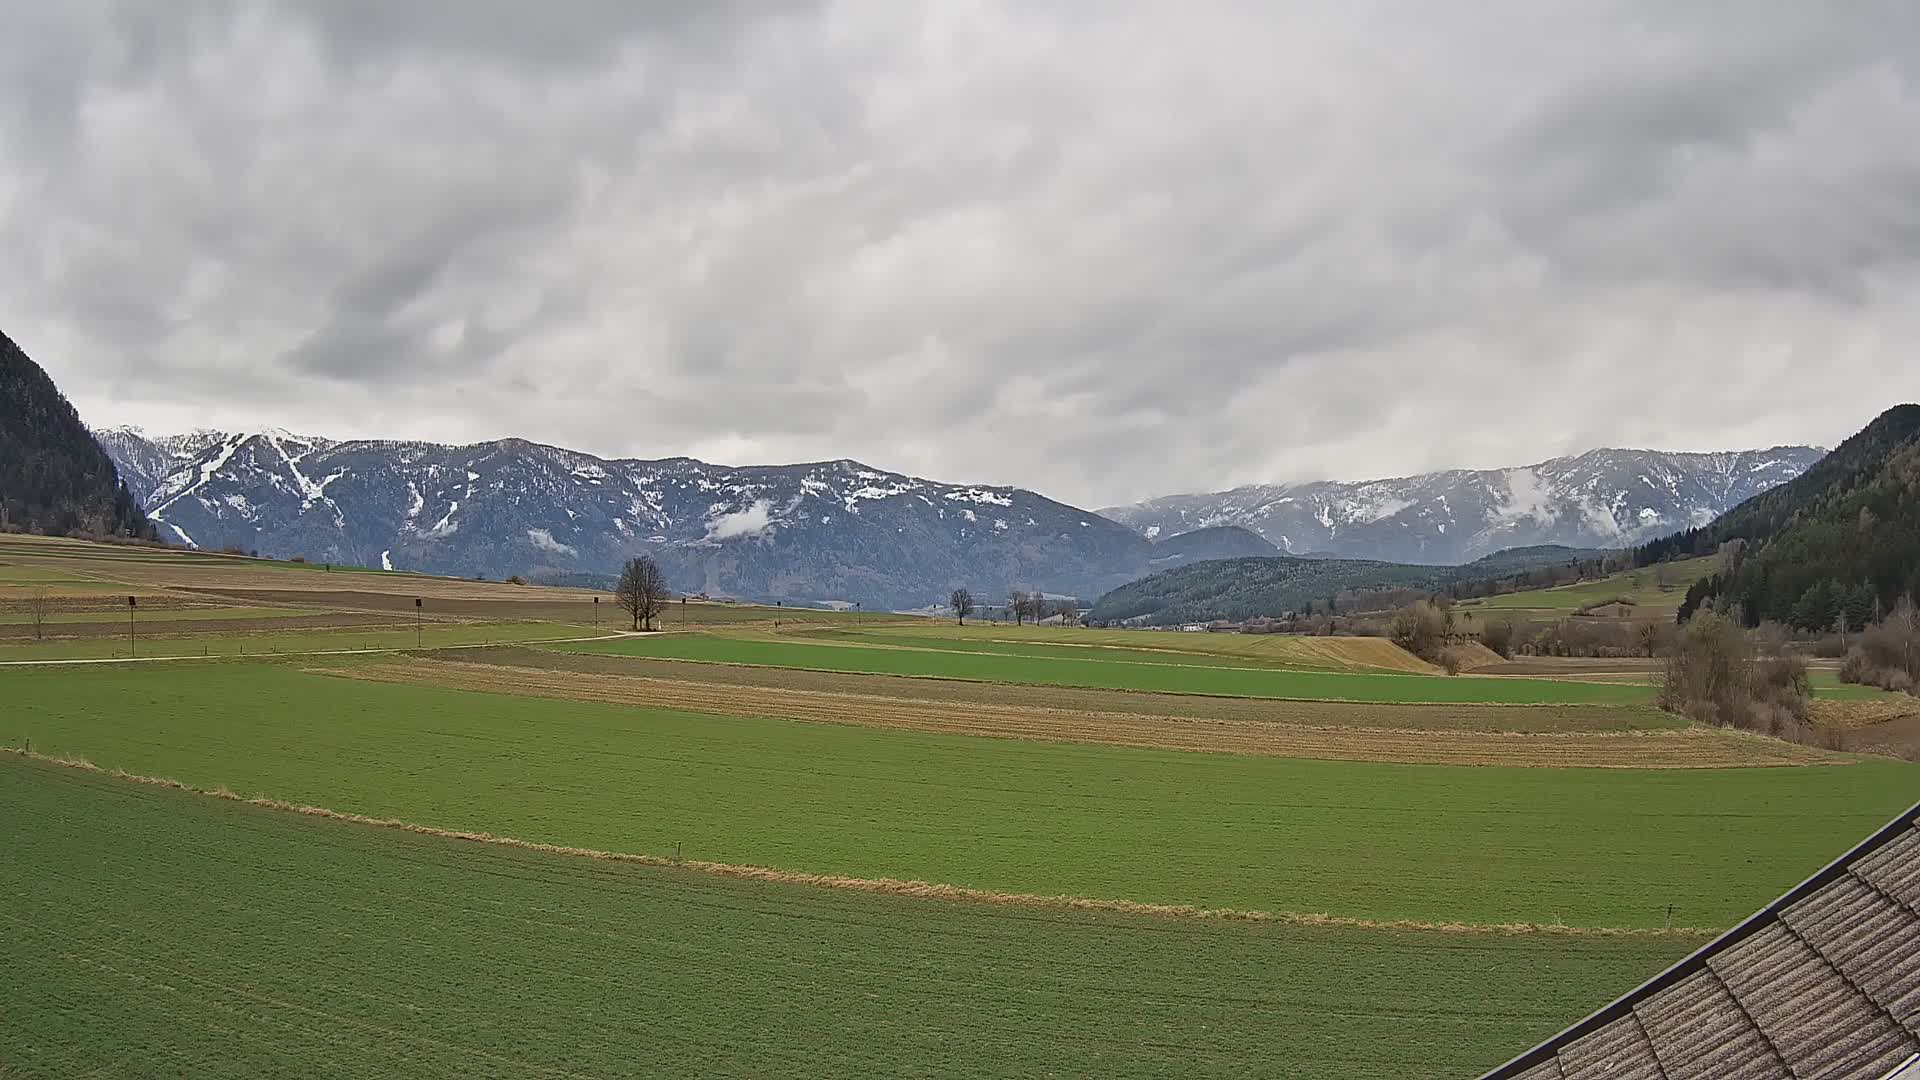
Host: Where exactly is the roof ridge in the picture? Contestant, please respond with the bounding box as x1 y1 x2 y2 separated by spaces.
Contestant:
1479 802 1920 1079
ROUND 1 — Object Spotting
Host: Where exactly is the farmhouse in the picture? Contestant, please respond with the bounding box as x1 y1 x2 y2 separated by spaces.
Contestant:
1481 801 1920 1079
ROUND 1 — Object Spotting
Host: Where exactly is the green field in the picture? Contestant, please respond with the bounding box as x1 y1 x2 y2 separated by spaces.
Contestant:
0 756 1694 1079
0 620 602 661
560 632 1657 704
1459 555 1720 615
7 663 1910 929
801 627 1367 671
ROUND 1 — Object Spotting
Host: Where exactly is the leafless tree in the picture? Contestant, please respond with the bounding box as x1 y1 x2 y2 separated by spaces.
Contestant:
1053 597 1080 626
27 589 50 640
1024 593 1050 624
1008 589 1029 626
616 556 670 631
949 588 975 625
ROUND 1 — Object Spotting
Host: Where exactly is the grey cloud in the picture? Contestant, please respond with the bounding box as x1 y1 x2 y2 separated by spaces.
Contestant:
4 2 1919 509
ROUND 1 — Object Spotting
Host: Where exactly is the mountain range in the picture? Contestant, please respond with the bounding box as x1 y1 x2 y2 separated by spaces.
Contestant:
95 427 1239 608
94 426 1823 609
1098 447 1825 565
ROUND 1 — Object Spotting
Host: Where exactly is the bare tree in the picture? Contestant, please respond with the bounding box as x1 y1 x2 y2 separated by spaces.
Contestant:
616 556 671 631
1024 593 1050 624
27 589 50 640
1053 597 1079 626
949 588 975 625
1008 589 1029 626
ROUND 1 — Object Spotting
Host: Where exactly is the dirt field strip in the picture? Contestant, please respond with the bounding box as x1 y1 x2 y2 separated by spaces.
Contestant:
316 657 1845 768
0 747 1718 939
0 631 640 667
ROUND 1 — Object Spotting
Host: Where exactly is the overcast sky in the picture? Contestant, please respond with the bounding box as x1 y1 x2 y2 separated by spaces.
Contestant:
5 2 1918 508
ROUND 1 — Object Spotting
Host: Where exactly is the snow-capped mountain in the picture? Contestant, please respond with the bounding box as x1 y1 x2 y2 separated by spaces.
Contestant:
1098 447 1825 564
95 427 1158 608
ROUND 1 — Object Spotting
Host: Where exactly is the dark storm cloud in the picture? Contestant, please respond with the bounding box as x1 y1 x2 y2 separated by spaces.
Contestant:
4 1 1918 508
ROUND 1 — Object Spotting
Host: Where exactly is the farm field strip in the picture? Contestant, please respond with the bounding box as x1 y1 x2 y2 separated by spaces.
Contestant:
0 604 315 626
558 632 1659 704
0 621 609 661
801 628 1385 672
7 663 1911 927
470 646 1681 732
831 625 1440 672
322 657 1839 768
0 756 1696 1080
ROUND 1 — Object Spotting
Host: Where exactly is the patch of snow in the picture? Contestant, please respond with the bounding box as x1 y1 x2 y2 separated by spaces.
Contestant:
1638 507 1660 522
380 549 393 571
425 500 460 538
165 520 196 548
959 509 978 523
221 493 253 516
821 515 832 524
466 470 480 482
527 528 577 556
1144 525 1161 539
403 482 425 523
992 518 1009 531
943 487 1013 507
151 432 248 511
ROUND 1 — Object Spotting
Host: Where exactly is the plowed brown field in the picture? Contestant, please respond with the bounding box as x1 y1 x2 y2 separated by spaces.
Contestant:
319 657 1842 767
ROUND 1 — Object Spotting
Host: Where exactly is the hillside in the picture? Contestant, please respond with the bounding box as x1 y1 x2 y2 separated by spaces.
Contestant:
1088 546 1604 626
1639 404 1920 628
96 427 1168 609
1145 525 1278 564
0 331 150 539
1100 447 1822 563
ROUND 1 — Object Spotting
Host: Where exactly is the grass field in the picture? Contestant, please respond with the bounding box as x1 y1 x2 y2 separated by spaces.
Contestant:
0 756 1697 1079
7 662 1910 928
1457 555 1721 617
560 632 1659 704
325 656 1811 767
8 533 1917 1075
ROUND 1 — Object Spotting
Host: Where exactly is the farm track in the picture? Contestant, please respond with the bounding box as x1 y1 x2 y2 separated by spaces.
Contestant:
321 657 1844 768
464 646 1681 732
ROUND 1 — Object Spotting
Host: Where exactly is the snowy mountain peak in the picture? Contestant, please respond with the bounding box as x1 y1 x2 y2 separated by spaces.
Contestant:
1098 446 1825 564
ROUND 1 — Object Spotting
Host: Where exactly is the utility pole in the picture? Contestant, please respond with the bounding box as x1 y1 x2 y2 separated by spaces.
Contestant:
414 597 423 649
127 595 136 657
594 595 600 628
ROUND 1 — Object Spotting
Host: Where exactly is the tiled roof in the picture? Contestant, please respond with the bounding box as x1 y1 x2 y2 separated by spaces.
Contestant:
1482 801 1920 1080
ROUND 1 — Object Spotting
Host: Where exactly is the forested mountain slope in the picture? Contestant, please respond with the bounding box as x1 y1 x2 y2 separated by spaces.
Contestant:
0 330 150 539
1639 405 1920 628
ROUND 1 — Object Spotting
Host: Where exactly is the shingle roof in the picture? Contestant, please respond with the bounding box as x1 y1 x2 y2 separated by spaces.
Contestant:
1482 801 1920 1080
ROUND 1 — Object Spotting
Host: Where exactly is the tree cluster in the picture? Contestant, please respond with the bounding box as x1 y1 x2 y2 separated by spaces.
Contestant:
615 556 671 631
1657 611 1812 736
1839 597 1920 696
